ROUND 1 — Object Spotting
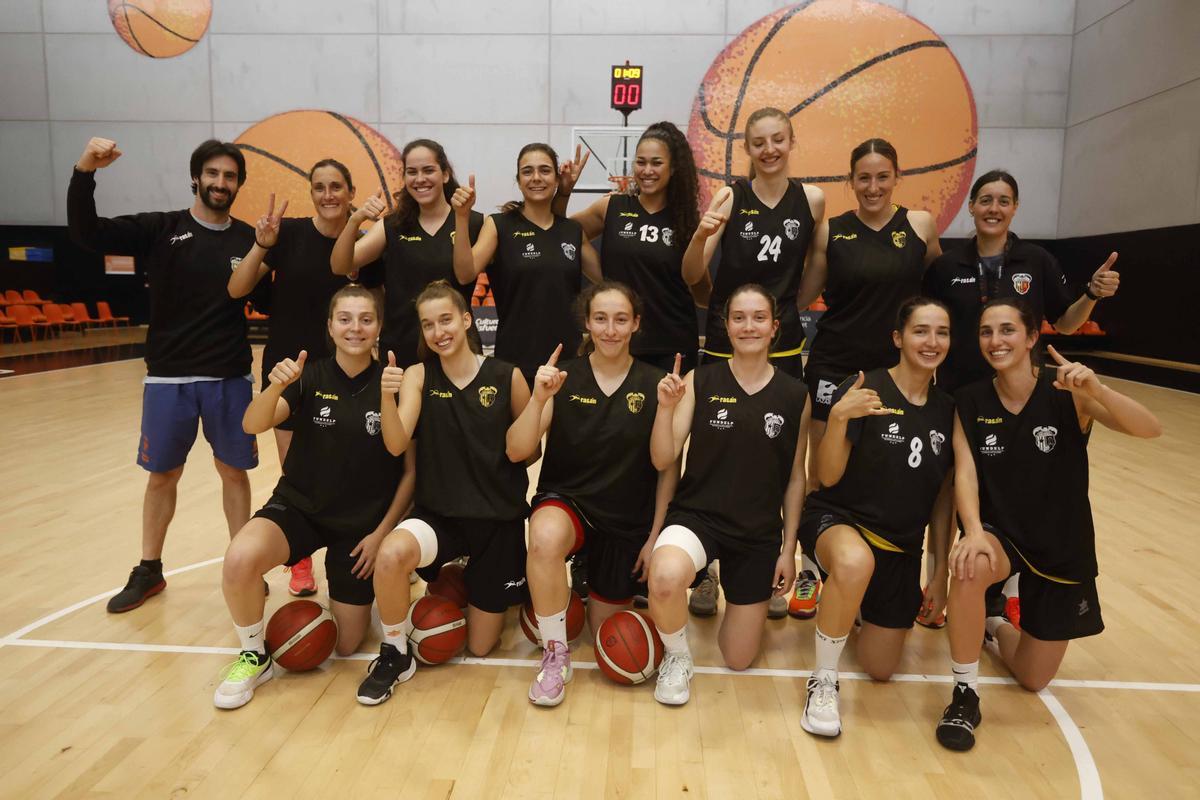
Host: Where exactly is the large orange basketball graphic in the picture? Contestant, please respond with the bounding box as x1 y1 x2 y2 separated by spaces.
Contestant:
688 0 977 232
230 110 404 227
108 0 211 59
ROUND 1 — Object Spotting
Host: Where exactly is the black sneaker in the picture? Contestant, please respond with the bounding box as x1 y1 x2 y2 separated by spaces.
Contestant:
632 594 649 609
106 565 166 613
356 643 416 705
985 582 1005 619
570 554 589 603
936 683 982 751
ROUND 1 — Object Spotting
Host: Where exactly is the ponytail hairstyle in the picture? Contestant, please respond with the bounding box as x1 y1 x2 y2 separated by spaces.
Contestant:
722 282 781 348
894 295 950 333
969 169 1019 203
309 158 354 191
325 282 383 353
392 139 460 229
849 138 899 177
743 107 794 180
501 143 559 215
979 296 1041 370
638 121 700 246
574 279 643 356
413 279 483 362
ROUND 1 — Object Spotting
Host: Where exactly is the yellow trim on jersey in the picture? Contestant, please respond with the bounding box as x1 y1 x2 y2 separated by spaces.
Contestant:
1008 541 1080 585
700 340 807 360
858 525 905 554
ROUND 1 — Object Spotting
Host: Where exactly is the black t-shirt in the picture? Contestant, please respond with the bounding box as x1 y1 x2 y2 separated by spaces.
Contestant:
955 372 1095 581
536 357 664 541
923 233 1074 392
488 211 585 376
670 361 807 548
262 217 382 375
704 179 814 356
809 208 926 373
415 356 528 521
276 358 405 536
381 210 484 367
806 368 954 552
600 194 697 357
67 168 256 378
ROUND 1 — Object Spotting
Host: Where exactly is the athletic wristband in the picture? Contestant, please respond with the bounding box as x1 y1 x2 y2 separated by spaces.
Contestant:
1084 285 1100 301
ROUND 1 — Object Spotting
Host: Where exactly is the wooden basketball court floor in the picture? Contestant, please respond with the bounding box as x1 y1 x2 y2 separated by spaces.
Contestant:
1 349 1197 799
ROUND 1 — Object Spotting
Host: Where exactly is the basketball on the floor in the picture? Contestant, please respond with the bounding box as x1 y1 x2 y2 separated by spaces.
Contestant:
687 0 977 231
407 595 467 665
519 591 585 646
595 610 663 685
230 110 404 229
427 562 468 609
108 0 211 58
265 600 337 672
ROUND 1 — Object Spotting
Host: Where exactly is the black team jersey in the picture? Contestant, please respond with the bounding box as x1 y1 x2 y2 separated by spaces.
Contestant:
415 356 528 521
805 368 954 552
381 210 484 367
536 357 664 540
487 211 585 378
276 358 404 535
923 233 1074 392
704 179 814 358
67 168 256 378
600 194 696 359
809 208 926 373
262 217 383 377
955 372 1095 582
670 361 807 549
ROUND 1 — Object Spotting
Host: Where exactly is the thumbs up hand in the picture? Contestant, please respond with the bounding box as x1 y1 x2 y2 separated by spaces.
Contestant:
829 371 890 422
452 174 476 216
269 350 307 387
1087 251 1119 299
380 350 405 395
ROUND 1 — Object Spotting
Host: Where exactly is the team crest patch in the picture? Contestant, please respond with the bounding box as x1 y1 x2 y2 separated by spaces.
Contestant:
230 256 242 271
1033 425 1057 453
662 227 674 246
816 379 837 406
929 429 945 456
1012 272 1032 295
625 392 645 414
891 230 907 249
763 412 784 438
478 385 497 408
783 218 801 241
364 411 381 435
561 243 577 261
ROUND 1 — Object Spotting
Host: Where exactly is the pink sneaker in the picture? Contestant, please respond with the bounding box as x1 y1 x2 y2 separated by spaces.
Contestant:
288 557 316 597
528 641 572 707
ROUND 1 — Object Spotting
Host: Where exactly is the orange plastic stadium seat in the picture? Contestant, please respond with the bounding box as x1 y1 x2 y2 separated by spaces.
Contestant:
58 304 76 322
96 301 130 327
1040 320 1056 335
4 289 22 304
1080 320 1104 335
70 302 101 328
9 304 51 339
42 303 82 335
0 310 18 342
22 289 47 304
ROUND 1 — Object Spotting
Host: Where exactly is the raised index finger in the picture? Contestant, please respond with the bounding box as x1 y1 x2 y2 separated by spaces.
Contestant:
672 352 682 376
708 185 732 213
1045 344 1069 366
547 343 563 367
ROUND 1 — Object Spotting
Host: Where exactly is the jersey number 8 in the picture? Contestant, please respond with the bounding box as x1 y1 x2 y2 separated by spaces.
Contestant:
907 437 923 468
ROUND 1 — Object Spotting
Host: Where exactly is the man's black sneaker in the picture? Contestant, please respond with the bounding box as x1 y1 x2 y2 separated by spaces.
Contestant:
106 565 166 613
569 554 589 603
356 643 416 705
936 683 982 751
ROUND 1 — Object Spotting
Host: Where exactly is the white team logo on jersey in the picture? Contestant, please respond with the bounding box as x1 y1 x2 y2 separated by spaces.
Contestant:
929 429 945 456
1033 425 1057 453
662 227 674 246
783 218 801 241
169 231 192 245
561 243 577 261
981 432 1004 456
816 379 837 405
364 411 381 436
763 412 784 439
1012 273 1032 295
314 405 335 428
881 420 905 444
740 221 758 240
709 407 733 431
619 221 637 239
522 242 540 260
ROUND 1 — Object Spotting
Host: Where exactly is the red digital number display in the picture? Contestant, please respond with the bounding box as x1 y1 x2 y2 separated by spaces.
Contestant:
611 64 643 112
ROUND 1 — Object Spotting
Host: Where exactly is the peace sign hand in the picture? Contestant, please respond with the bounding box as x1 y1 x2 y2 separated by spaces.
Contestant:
696 186 732 239
380 350 405 396
657 353 687 408
533 344 568 402
1046 345 1101 398
269 350 307 387
451 174 476 216
829 371 890 422
558 145 590 195
1088 252 1120 299
255 192 289 248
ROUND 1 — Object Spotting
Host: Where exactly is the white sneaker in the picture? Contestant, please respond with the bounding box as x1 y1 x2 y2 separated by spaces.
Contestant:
213 651 274 709
800 673 841 737
654 651 694 706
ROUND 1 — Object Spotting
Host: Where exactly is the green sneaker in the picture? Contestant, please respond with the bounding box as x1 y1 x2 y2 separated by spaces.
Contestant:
213 650 274 709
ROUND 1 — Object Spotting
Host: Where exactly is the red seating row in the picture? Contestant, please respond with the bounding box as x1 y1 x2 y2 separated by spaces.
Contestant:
0 299 129 342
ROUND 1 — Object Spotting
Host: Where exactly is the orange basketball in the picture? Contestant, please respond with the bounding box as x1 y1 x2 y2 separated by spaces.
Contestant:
427 561 468 609
596 610 664 685
230 110 404 229
520 591 586 646
108 0 211 58
687 0 977 232
407 595 467 665
265 600 336 672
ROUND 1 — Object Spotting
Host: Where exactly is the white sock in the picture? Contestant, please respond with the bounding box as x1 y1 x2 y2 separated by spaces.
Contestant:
1002 572 1020 598
985 615 1011 638
814 626 847 680
657 625 689 656
951 659 979 692
536 603 569 648
235 620 266 655
382 620 410 655
801 554 820 578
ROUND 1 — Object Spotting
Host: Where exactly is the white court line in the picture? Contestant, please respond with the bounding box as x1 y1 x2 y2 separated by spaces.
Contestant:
0 355 144 380
1040 689 1104 799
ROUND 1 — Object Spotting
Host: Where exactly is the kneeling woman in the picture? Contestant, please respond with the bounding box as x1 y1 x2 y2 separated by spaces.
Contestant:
936 298 1161 751
215 284 412 710
647 284 809 705
508 281 674 707
798 297 955 738
358 280 532 705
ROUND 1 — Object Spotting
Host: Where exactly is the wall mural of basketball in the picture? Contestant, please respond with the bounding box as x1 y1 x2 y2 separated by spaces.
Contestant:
108 0 212 58
230 110 404 228
687 0 977 232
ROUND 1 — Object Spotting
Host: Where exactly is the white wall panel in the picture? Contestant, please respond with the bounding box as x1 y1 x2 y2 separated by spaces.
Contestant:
383 0 549 34
42 0 112 33
1073 0 1129 32
551 0 724 35
907 0 1074 35
0 34 49 120
944 35 1071 127
0 0 42 32
0 122 54 223
210 0 377 34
